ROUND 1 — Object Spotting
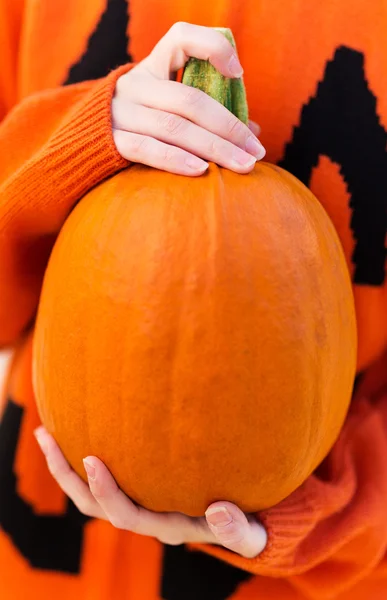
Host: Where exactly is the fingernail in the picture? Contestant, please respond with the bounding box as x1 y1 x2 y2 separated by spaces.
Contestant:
34 428 49 456
246 136 266 160
228 55 244 78
206 507 233 527
185 155 209 171
232 148 256 168
83 458 96 480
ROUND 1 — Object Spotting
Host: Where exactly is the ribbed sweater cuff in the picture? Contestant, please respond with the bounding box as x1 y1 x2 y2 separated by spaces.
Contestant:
3 63 134 233
46 63 133 210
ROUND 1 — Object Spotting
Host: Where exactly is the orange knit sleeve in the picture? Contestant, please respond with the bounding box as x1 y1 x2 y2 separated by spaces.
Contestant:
190 352 387 599
0 66 133 348
0 0 25 119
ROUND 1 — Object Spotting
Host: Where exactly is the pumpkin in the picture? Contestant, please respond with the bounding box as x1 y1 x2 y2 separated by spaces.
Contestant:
33 30 357 517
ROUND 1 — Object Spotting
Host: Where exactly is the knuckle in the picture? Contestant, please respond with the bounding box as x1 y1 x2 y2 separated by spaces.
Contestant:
161 145 177 163
129 135 150 157
226 116 245 138
207 138 222 158
89 486 105 501
109 516 126 530
170 21 189 39
183 86 205 107
110 513 138 531
76 499 95 516
47 459 71 480
90 480 119 501
158 112 186 136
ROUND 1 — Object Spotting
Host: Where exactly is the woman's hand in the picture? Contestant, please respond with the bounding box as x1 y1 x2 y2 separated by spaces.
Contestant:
112 22 265 176
34 426 267 559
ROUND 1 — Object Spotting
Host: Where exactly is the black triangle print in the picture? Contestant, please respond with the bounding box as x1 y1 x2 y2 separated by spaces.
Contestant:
0 399 90 573
64 0 131 85
279 46 387 287
161 544 253 600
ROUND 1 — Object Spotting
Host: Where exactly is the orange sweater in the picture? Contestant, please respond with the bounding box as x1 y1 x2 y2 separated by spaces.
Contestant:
0 1 386 599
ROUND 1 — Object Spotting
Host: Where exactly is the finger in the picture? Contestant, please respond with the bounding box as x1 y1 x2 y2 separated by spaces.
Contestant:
206 501 267 558
145 22 243 79
83 456 143 531
84 457 213 544
33 427 105 519
248 120 261 137
113 104 259 173
84 456 171 535
84 455 176 536
113 129 209 175
114 80 265 159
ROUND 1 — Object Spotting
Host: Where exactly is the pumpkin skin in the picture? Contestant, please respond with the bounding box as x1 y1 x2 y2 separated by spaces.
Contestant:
33 162 357 517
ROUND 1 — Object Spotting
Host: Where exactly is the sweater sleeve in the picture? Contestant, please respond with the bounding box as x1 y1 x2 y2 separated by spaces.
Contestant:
0 65 132 348
190 350 387 599
0 0 25 120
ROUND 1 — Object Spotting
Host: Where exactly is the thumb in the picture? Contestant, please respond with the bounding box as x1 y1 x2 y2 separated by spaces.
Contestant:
144 23 239 80
205 501 267 558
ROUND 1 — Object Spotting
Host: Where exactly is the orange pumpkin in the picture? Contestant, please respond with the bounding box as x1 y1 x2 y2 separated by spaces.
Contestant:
33 159 357 516
33 30 357 516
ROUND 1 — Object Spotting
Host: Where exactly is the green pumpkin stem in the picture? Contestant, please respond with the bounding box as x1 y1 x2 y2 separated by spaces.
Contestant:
181 28 249 125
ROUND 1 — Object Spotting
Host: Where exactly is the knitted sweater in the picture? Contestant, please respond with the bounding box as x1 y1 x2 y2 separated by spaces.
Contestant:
0 1 386 599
